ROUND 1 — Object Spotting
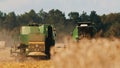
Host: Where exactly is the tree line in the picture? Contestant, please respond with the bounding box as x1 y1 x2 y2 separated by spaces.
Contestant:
0 9 120 37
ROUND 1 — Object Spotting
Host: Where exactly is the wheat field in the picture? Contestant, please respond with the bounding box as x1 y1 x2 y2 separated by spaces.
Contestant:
0 37 120 68
53 37 120 68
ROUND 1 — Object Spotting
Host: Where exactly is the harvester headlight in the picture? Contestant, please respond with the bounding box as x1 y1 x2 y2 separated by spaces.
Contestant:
80 24 88 26
26 49 29 51
36 44 39 48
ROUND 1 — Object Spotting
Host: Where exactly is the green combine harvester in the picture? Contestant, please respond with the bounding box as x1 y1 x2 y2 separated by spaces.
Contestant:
11 23 56 59
72 22 96 40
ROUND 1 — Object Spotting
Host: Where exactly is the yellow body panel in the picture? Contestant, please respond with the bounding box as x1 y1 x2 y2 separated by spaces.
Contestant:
27 42 45 56
28 52 46 56
28 42 45 44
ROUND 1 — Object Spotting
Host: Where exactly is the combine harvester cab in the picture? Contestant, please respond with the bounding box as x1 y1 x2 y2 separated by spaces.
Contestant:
72 22 96 41
11 23 56 59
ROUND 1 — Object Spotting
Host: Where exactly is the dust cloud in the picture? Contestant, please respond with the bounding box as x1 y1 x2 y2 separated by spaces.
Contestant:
0 29 19 47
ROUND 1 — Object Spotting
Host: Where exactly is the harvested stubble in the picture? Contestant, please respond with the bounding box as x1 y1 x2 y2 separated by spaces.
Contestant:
0 60 53 68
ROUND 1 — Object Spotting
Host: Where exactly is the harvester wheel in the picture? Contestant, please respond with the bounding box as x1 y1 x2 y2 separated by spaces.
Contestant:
15 47 27 62
20 48 26 55
17 44 27 57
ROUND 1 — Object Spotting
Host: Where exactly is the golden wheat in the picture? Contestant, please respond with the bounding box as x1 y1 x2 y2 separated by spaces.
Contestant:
0 38 120 68
53 38 120 68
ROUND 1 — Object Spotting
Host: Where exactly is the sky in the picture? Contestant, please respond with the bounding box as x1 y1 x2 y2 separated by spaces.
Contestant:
0 0 120 16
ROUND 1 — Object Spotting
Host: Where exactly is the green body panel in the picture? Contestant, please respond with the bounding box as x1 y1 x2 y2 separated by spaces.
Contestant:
72 27 79 40
20 35 29 44
30 27 39 33
20 26 29 45
20 24 55 45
